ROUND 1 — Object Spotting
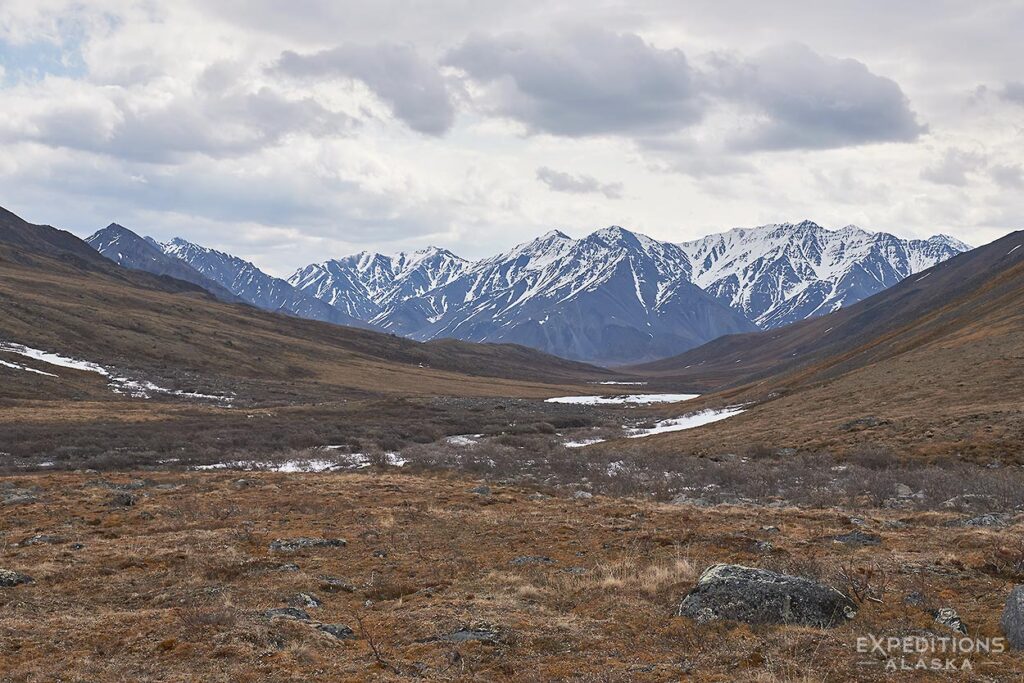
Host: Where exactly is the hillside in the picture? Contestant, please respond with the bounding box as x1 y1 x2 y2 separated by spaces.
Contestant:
622 231 1024 458
0 206 612 408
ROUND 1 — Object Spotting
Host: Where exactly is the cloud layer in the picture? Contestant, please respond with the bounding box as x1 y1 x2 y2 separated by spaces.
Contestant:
0 1 1019 274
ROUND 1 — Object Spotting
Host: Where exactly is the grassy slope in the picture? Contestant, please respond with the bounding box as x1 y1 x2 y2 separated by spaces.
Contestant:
1 471 1020 681
614 232 1024 459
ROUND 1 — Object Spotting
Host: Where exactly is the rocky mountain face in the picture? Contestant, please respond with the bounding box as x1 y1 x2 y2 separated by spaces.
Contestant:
86 220 970 365
291 227 756 364
86 224 239 302
679 221 970 328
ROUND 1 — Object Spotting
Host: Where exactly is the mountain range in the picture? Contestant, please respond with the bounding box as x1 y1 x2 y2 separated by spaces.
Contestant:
87 220 970 364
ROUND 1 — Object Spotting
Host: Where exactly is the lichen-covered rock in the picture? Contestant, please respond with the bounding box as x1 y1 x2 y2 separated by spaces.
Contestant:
316 623 355 640
0 569 34 588
933 607 968 635
678 564 856 628
269 538 346 553
263 607 310 621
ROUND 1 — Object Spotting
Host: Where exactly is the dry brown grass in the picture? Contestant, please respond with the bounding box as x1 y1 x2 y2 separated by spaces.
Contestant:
2 470 1023 681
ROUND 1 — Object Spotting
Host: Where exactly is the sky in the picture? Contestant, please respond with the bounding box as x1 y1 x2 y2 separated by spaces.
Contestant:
0 1 1022 277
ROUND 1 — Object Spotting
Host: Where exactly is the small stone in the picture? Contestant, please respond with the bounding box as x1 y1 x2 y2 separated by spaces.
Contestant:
933 607 968 635
760 525 780 534
573 491 593 500
469 485 491 496
320 577 356 593
264 607 310 621
0 569 34 588
510 555 556 566
109 492 137 507
269 538 347 553
830 531 882 547
444 627 501 644
18 534 63 547
372 549 388 558
895 484 913 498
562 567 588 575
945 513 1011 528
316 623 355 640
289 593 322 609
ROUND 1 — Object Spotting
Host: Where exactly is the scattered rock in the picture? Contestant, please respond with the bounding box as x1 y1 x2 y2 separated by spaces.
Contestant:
469 485 491 496
830 531 882 547
847 517 867 526
0 569 34 588
527 493 550 501
842 416 881 431
933 607 968 635
904 591 928 608
18 534 63 547
264 607 311 621
573 491 593 500
269 538 347 553
316 623 355 640
115 479 146 490
669 494 713 508
2 489 38 506
278 563 300 572
945 513 1011 528
1001 586 1024 649
942 494 997 512
895 484 913 499
677 564 856 628
510 555 556 566
372 549 388 558
289 593 322 609
562 567 588 576
320 577 357 593
761 525 780 534
109 492 137 507
881 519 910 530
754 541 774 553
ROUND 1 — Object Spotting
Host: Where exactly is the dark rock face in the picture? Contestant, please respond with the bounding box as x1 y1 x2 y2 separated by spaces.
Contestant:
1002 586 1024 649
269 538 347 553
677 564 856 628
0 569 34 587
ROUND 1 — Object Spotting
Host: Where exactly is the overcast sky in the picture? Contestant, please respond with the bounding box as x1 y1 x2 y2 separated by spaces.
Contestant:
1 1 1021 276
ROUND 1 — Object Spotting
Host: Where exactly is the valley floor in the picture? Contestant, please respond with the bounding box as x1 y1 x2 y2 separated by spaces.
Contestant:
2 470 1023 681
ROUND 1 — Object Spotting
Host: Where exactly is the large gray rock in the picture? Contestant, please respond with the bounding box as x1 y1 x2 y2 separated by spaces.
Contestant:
678 564 856 628
269 537 346 553
0 569 34 587
1002 586 1024 649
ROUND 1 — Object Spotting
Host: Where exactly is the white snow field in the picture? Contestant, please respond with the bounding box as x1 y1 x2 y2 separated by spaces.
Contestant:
545 393 699 405
626 407 747 438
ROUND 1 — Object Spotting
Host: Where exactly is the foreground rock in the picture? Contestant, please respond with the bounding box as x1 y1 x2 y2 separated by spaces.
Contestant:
1002 586 1024 649
269 538 347 553
678 564 856 628
0 569 34 587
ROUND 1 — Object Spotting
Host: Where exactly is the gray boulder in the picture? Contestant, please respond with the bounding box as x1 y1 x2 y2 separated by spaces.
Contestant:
933 607 968 635
1002 586 1024 649
264 607 310 621
677 564 856 628
316 623 355 640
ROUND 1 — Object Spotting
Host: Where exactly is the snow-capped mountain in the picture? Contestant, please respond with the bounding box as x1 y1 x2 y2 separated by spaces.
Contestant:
287 247 468 330
155 238 366 328
292 227 757 364
679 221 971 328
86 224 239 303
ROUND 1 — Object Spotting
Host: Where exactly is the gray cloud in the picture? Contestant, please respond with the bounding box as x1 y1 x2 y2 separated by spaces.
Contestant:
990 163 1024 189
446 28 703 137
920 148 986 186
999 81 1024 105
272 44 455 135
536 166 623 198
722 43 926 151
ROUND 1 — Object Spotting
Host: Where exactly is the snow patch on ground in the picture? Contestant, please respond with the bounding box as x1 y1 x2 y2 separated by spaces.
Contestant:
193 452 407 472
445 434 483 446
590 381 648 386
626 407 747 438
1 340 232 404
0 358 59 377
546 393 699 405
564 438 606 448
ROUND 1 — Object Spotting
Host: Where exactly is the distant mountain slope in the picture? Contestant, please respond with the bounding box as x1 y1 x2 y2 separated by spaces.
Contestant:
629 230 1021 390
86 224 239 303
155 237 368 329
0 205 612 405
620 230 1024 459
292 227 757 364
679 221 970 328
288 247 467 328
